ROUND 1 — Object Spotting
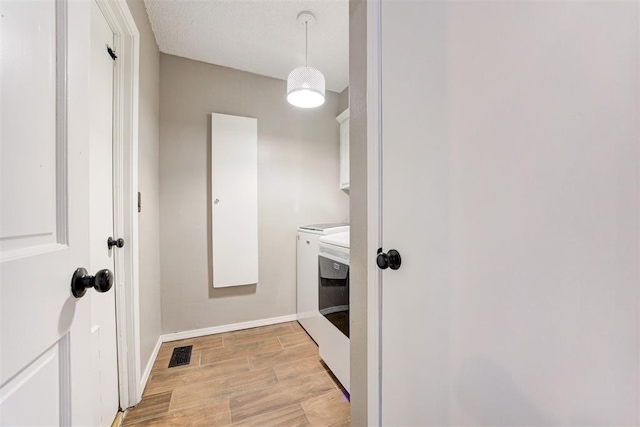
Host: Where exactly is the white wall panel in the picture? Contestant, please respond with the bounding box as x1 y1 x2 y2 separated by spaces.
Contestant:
0 0 57 253
0 338 68 426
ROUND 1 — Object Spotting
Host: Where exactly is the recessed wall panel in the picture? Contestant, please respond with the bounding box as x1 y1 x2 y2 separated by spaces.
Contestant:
0 0 57 253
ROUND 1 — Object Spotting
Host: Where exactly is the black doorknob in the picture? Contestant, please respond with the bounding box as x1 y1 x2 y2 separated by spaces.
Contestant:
107 237 125 249
71 268 114 298
377 248 402 270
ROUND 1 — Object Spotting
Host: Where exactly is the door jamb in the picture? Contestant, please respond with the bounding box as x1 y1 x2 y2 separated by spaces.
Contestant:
94 0 141 410
366 0 382 425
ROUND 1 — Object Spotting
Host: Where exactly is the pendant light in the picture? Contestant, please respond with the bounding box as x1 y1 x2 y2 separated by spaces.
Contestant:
287 12 325 108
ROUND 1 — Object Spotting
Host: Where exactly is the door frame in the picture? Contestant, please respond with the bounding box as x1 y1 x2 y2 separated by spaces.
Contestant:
93 0 142 410
365 0 382 425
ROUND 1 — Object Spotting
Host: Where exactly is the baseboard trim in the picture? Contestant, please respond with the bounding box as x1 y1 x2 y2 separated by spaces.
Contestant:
139 336 162 397
161 314 299 343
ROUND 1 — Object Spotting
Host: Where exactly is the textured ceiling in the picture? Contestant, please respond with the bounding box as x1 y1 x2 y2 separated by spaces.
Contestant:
143 0 349 92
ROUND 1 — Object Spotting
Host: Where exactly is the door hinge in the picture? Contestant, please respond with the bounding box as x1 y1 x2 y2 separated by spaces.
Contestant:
107 45 118 61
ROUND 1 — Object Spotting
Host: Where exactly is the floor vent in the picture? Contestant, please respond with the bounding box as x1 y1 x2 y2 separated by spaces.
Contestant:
168 345 193 368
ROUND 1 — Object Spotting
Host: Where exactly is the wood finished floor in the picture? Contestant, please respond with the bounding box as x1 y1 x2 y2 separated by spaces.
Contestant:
123 322 350 426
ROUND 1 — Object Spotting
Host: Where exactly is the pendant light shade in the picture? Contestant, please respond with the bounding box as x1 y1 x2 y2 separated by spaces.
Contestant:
287 66 325 108
287 12 325 108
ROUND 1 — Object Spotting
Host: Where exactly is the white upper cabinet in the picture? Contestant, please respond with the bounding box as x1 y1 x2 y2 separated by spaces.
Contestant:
336 108 350 191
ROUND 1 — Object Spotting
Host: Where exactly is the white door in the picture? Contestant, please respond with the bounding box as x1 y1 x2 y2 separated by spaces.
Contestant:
89 1 120 425
0 1 94 425
379 1 639 425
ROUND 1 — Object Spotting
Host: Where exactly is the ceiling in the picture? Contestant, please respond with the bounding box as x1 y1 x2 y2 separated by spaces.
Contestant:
143 0 349 93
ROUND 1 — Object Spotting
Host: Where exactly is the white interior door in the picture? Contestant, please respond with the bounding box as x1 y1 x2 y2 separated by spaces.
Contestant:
89 1 120 425
379 1 639 425
0 0 94 425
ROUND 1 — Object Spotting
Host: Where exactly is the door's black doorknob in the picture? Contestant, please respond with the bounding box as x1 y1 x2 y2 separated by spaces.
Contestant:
71 268 114 298
107 237 125 249
377 248 402 270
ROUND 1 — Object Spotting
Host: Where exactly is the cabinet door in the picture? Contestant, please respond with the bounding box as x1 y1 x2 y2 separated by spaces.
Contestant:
296 232 321 341
211 113 258 287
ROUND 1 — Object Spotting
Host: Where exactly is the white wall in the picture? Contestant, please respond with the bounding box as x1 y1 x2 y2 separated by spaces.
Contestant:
125 0 163 379
159 54 349 333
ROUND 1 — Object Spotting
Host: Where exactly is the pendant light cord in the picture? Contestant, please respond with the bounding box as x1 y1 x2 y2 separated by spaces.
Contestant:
305 20 308 67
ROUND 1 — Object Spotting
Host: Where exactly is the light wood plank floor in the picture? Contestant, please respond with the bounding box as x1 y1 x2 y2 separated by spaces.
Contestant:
123 322 350 426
